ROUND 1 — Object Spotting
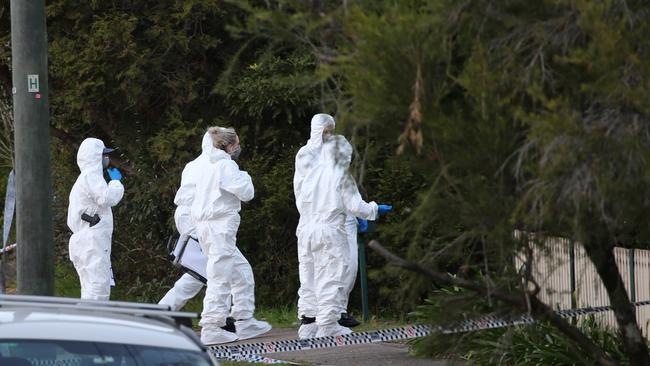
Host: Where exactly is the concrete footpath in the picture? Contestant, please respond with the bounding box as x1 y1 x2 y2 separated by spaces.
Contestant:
227 328 458 366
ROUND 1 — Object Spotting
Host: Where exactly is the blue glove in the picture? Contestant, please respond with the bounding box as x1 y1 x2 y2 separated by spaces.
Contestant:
357 218 368 233
107 167 122 182
377 204 392 215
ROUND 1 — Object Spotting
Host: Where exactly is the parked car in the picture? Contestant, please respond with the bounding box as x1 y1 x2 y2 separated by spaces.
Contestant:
0 294 219 366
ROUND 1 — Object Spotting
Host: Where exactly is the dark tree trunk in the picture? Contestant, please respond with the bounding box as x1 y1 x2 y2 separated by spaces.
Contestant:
585 241 650 366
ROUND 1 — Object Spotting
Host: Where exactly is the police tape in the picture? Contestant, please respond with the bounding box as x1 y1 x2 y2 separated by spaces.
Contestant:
29 359 79 366
209 300 650 359
222 354 296 364
0 243 16 254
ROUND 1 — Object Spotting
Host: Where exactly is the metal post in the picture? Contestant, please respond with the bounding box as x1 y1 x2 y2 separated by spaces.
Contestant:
10 0 54 295
358 235 369 322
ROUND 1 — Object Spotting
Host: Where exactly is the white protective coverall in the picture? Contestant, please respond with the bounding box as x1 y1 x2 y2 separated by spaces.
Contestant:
160 133 254 317
293 113 333 328
191 147 256 329
67 138 124 301
295 134 378 335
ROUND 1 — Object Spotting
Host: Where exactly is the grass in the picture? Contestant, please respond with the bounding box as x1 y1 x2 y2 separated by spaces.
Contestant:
254 305 300 328
2 259 85 296
54 260 82 298
244 305 410 331
252 306 410 334
354 314 409 332
54 260 150 301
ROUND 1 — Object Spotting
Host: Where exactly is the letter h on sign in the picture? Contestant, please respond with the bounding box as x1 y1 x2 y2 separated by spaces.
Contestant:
27 75 39 93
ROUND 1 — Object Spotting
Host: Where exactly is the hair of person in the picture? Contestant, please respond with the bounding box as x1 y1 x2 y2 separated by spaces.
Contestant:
207 126 238 151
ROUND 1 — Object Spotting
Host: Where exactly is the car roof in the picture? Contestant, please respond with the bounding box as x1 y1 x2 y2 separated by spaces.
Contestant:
0 295 201 351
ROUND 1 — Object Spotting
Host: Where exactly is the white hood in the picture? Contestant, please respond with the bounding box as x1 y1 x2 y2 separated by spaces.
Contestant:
200 132 213 157
307 113 335 149
300 135 351 206
76 138 105 173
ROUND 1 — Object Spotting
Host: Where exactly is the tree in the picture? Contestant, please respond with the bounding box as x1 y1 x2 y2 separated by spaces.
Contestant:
0 0 326 304
294 0 650 364
3 0 649 363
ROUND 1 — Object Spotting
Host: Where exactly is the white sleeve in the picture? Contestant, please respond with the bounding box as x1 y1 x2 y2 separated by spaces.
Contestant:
220 161 255 202
294 144 320 201
173 205 192 235
341 174 378 220
85 173 124 208
173 167 194 206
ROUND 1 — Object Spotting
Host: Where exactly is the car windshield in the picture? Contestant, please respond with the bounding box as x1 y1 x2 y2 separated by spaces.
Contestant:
0 339 213 366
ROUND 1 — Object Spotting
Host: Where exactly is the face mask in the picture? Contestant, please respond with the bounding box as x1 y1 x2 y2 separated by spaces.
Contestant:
102 155 110 169
323 132 333 142
229 145 241 160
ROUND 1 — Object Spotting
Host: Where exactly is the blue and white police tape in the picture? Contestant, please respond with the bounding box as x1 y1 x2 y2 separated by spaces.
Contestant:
209 300 650 359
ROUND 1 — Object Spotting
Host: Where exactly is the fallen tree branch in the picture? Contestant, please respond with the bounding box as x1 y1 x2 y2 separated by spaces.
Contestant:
368 240 618 366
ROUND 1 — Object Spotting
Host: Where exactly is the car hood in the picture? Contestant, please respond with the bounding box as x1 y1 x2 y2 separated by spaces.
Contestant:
0 306 199 351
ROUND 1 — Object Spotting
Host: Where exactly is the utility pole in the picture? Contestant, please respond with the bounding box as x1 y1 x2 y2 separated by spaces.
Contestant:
10 0 54 295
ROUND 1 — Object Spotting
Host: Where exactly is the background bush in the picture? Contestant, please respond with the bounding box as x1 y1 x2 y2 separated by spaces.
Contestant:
0 0 428 313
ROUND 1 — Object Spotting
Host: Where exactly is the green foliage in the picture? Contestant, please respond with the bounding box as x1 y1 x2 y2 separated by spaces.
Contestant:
237 149 302 306
316 0 530 311
311 0 650 361
1 0 327 306
416 318 629 366
409 290 628 364
0 0 429 313
2 0 650 361
215 51 320 122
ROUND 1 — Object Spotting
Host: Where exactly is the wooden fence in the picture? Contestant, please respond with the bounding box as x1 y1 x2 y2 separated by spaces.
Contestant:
514 232 650 336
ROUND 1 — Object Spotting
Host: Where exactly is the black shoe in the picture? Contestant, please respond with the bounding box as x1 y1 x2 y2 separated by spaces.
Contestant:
221 316 237 333
338 313 361 328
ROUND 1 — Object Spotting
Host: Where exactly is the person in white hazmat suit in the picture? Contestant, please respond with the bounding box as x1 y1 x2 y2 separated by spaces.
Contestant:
293 114 335 338
159 132 263 340
192 127 271 345
294 116 391 338
67 137 124 301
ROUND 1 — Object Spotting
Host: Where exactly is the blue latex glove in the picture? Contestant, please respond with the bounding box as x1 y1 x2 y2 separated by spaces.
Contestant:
107 167 122 182
357 218 368 233
377 204 393 215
